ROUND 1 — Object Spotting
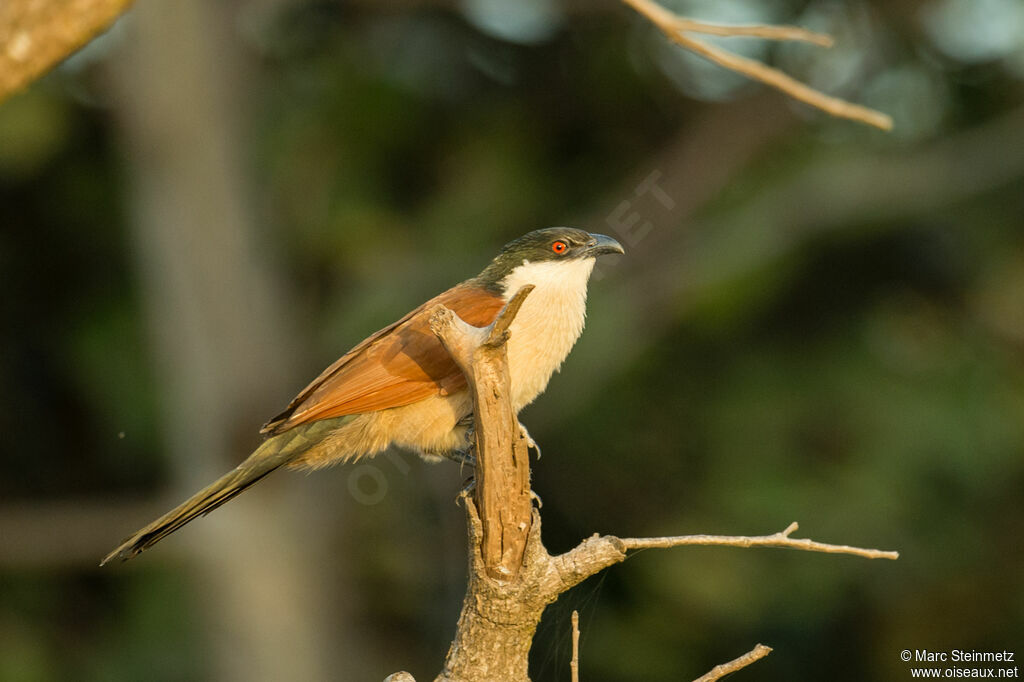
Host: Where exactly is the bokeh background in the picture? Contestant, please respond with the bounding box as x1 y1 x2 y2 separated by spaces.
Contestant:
1 0 1022 680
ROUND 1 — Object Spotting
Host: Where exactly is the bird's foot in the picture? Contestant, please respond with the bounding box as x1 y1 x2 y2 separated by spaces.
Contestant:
530 490 543 508
518 421 541 459
444 445 477 470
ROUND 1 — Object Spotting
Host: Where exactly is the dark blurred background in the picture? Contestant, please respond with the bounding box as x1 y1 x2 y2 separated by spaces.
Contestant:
1 0 1022 680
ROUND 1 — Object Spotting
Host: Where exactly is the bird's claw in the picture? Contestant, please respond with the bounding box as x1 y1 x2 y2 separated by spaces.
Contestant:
445 446 477 470
456 478 476 502
518 422 541 459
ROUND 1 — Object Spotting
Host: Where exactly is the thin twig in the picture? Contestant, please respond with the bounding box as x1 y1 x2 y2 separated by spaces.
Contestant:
571 610 581 682
486 285 535 347
673 19 833 47
693 644 773 682
626 0 832 46
621 0 893 131
619 522 899 560
671 31 892 131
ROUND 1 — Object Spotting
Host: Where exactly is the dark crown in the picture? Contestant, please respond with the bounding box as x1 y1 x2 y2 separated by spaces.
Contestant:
475 227 595 288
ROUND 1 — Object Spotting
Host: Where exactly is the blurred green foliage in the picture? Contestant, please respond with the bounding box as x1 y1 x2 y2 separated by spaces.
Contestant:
1 1 1022 680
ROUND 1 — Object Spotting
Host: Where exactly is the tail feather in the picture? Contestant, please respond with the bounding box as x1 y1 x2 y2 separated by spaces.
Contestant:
101 421 337 565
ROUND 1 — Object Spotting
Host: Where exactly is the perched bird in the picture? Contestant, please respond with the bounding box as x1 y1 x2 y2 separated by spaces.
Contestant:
102 227 623 564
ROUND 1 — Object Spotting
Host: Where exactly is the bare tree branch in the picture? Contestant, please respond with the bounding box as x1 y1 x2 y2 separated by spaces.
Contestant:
0 0 134 104
693 644 773 682
621 0 893 131
549 521 897 594
620 522 900 560
430 285 536 581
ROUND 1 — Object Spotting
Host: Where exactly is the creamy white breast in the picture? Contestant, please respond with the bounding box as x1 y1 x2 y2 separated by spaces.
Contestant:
499 257 595 411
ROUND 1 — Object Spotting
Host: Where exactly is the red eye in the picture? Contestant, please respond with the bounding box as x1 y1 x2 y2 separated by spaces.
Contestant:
551 240 568 254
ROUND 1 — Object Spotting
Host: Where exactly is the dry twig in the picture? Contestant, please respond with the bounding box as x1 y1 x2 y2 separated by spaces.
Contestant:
693 644 773 682
620 521 899 560
571 611 581 682
621 0 893 131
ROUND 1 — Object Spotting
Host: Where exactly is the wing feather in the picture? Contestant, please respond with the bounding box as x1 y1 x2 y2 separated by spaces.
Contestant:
261 283 504 435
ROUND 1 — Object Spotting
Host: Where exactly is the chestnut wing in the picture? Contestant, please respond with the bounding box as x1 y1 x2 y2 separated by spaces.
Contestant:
261 284 504 435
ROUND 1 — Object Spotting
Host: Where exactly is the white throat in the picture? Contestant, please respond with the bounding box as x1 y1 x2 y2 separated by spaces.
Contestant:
499 257 596 411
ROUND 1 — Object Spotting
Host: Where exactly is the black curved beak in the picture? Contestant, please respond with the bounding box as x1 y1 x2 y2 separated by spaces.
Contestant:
585 233 625 257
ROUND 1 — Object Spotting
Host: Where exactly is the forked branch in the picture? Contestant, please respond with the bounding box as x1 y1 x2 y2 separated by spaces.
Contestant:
621 0 893 131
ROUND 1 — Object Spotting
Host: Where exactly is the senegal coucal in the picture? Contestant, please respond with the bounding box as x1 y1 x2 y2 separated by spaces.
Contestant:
102 227 623 564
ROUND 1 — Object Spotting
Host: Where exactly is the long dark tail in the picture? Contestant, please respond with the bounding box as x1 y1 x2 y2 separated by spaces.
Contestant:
101 421 336 565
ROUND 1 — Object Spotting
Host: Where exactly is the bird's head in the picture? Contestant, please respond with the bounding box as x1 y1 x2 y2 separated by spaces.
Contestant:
476 227 624 293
